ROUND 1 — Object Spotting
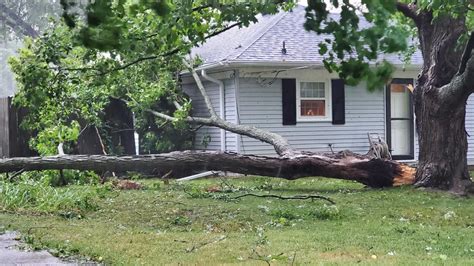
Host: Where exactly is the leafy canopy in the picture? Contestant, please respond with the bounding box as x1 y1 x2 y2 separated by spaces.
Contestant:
10 0 292 154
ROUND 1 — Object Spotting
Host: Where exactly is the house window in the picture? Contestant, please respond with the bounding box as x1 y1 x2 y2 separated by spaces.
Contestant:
297 81 331 121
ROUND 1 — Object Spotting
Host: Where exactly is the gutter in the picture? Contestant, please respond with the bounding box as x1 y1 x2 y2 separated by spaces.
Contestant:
223 61 422 70
201 69 226 152
182 60 422 73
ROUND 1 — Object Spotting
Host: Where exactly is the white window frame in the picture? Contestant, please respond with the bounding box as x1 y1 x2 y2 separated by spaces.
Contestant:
296 79 332 122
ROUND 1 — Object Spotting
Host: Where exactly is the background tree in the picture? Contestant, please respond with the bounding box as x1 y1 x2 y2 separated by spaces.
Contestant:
1 0 61 97
0 0 62 39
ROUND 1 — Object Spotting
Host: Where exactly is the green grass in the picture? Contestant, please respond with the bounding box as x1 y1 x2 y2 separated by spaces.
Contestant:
0 178 104 215
0 176 473 265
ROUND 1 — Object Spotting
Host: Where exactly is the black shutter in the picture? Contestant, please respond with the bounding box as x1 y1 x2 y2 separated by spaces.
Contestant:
331 79 345 125
282 79 297 125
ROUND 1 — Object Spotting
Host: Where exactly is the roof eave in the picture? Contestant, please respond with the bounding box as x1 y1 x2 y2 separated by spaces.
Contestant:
180 59 422 76
201 60 421 69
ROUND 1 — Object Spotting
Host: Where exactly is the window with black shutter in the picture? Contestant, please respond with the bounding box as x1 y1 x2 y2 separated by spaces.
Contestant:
282 78 345 125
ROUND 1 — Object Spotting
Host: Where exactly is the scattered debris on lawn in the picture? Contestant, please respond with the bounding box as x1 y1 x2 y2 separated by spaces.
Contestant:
113 180 142 190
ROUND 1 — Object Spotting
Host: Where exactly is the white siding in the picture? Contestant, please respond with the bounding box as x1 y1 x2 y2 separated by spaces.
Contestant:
237 78 385 156
182 78 237 152
466 95 474 165
182 81 221 151
414 131 419 161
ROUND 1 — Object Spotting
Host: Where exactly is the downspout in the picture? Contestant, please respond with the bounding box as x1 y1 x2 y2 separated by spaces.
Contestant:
234 69 241 153
201 70 226 151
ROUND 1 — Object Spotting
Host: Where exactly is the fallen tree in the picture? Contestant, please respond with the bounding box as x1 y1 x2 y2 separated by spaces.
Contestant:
0 62 417 188
0 151 416 188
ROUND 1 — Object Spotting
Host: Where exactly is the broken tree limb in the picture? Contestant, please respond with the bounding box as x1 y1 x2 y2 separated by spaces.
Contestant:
148 108 294 157
185 235 227 253
231 193 335 204
146 60 295 157
0 151 416 188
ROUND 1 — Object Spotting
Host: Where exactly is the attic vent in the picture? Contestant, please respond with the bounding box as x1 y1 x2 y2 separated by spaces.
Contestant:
281 41 287 55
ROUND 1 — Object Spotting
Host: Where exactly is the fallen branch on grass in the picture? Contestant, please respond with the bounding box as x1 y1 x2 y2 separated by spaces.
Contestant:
185 235 227 253
232 193 335 204
6 169 24 181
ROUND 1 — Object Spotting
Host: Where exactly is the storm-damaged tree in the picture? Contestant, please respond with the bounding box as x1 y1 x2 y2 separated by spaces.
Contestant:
1 0 473 194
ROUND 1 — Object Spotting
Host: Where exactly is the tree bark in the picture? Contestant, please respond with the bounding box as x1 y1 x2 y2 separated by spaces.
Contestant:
412 13 474 194
0 151 415 188
414 90 471 193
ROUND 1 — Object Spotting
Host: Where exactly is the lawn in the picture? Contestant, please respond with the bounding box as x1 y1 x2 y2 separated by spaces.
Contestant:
0 176 473 265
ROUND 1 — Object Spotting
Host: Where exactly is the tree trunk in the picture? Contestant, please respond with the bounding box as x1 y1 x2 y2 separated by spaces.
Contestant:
412 13 474 194
414 86 473 194
0 151 416 188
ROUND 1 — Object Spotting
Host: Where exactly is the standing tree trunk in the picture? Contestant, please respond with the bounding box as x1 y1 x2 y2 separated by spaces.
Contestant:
410 12 473 194
414 87 471 193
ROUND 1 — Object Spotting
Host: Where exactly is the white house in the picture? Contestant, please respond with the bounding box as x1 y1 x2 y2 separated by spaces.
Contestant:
181 5 474 164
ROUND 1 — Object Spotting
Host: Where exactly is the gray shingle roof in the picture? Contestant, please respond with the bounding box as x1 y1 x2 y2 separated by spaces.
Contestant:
192 5 422 68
